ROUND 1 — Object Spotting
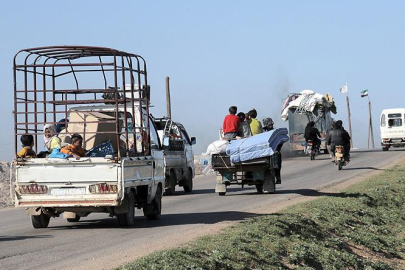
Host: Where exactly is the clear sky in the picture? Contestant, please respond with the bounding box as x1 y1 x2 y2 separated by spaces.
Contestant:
1 1 404 160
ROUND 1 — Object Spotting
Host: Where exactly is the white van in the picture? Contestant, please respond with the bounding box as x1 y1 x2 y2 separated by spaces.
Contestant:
380 108 405 151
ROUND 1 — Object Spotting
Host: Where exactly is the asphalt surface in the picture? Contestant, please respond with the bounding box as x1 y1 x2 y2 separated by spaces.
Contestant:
1 148 404 270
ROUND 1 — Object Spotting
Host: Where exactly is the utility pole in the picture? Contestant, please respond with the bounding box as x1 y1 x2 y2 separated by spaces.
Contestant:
343 83 353 148
346 95 353 148
367 98 375 149
165 76 171 119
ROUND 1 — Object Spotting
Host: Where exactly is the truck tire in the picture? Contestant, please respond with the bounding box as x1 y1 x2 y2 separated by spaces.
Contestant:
183 169 193 193
31 213 50 229
218 192 226 196
256 184 264 193
164 171 176 196
117 192 135 227
143 185 162 220
67 216 81 223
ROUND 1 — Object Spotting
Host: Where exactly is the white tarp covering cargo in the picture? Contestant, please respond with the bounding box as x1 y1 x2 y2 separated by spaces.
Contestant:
281 90 336 121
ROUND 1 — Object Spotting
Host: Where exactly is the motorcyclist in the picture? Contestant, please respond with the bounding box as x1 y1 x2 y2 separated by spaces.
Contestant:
327 120 351 162
304 121 321 151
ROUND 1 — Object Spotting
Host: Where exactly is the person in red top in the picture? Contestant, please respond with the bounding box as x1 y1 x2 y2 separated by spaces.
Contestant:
222 106 241 140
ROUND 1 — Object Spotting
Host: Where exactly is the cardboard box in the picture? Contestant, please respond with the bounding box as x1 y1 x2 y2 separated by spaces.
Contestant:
66 111 118 150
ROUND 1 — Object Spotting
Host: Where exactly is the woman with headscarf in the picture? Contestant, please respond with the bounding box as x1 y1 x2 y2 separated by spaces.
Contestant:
43 124 62 152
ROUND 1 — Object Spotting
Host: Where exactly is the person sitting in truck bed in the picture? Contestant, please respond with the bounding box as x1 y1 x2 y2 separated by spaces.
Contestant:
247 109 263 135
17 134 36 159
43 124 62 152
237 112 252 138
222 106 241 140
61 134 86 158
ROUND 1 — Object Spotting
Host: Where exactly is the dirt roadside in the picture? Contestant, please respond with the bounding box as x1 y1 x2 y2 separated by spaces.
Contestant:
0 162 14 208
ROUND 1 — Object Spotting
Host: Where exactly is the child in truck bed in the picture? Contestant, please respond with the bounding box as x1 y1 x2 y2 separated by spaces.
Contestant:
61 134 86 158
17 134 36 159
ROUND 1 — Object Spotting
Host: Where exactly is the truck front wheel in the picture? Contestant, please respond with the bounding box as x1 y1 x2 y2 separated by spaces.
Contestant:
183 169 193 193
117 192 135 227
31 213 50 229
143 185 162 220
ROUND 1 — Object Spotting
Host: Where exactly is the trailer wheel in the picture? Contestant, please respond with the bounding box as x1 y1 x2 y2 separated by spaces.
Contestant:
67 216 81 223
256 184 264 193
164 171 176 196
117 192 135 227
183 169 193 193
144 185 162 220
218 192 226 196
31 213 50 229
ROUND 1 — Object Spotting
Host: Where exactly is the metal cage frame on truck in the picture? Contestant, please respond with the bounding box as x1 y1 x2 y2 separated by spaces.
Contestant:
13 46 151 159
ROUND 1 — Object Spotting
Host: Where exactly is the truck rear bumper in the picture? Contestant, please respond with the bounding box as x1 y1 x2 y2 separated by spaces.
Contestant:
17 199 118 207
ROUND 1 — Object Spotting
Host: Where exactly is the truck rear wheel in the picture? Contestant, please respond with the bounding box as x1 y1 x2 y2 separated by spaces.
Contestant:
256 184 264 193
117 192 135 227
183 169 193 193
164 171 176 196
144 185 162 220
31 213 50 229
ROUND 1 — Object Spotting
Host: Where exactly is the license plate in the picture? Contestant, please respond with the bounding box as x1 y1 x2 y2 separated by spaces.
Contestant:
51 188 86 196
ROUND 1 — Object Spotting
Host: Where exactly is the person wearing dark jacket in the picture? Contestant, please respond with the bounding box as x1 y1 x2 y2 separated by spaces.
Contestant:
327 120 351 161
304 121 321 150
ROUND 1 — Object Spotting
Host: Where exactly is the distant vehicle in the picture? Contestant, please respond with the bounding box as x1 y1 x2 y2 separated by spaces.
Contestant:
153 117 196 195
13 46 164 228
380 108 405 151
281 90 336 154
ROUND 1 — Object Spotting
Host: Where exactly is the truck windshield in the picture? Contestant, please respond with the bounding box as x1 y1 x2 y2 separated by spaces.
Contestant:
388 118 403 127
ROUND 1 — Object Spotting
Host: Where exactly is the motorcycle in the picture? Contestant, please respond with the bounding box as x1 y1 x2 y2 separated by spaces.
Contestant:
334 145 346 170
306 140 318 160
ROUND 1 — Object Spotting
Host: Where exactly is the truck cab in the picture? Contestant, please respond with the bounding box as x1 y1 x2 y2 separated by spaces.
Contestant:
380 108 405 151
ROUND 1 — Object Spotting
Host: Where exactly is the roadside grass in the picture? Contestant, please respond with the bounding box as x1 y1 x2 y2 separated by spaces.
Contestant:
120 164 405 269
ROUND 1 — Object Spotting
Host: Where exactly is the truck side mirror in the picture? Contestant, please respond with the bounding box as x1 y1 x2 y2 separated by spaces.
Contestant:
191 137 196 145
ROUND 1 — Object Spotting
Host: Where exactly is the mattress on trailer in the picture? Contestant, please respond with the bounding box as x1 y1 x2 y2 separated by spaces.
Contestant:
226 128 289 164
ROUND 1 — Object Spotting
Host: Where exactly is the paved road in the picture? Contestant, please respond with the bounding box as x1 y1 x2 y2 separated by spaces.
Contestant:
1 149 404 270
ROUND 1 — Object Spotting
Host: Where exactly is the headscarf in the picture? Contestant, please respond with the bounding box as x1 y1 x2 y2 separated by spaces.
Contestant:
43 124 57 146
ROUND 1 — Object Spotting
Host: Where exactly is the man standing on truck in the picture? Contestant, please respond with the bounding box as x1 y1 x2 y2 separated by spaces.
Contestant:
222 106 241 140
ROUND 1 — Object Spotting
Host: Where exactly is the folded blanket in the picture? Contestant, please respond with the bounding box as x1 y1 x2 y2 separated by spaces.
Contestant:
226 128 289 163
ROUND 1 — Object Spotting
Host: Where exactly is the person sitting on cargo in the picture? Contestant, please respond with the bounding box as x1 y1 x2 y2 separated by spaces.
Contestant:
61 134 86 159
17 134 36 159
304 121 321 150
43 124 62 152
247 109 263 135
237 112 252 138
262 117 274 132
222 106 241 140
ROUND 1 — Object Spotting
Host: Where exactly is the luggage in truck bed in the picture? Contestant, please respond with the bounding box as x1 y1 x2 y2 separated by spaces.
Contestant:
211 152 281 170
